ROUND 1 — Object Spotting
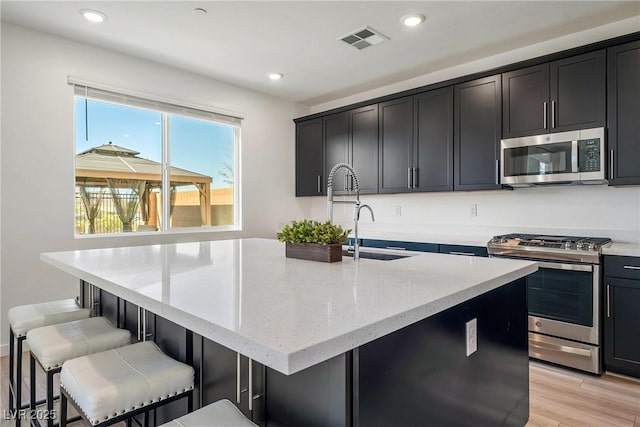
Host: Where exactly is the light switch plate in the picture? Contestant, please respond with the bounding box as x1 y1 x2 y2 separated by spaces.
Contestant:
466 318 477 356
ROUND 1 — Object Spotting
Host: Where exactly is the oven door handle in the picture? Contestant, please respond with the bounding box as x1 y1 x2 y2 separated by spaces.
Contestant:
530 341 593 357
537 261 593 272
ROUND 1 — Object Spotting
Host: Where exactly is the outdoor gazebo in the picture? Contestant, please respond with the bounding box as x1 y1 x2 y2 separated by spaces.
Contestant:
75 142 213 233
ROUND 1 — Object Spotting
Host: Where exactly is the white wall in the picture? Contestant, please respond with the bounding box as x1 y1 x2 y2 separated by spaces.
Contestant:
0 23 311 351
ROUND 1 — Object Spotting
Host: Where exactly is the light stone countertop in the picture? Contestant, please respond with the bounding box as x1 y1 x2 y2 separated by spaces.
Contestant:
41 238 537 375
603 243 640 257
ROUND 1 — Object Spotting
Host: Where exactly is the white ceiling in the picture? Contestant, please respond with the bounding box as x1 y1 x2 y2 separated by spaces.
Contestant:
2 1 639 106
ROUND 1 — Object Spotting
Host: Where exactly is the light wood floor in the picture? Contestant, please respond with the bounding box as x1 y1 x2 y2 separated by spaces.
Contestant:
1 353 639 426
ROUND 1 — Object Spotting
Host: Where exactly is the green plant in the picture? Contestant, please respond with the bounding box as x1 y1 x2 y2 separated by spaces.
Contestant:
276 219 351 245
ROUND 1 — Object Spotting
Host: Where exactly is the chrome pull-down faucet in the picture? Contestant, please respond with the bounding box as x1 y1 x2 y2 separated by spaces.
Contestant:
327 163 374 260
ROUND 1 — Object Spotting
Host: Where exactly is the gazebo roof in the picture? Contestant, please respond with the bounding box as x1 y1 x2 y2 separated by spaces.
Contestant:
76 142 212 187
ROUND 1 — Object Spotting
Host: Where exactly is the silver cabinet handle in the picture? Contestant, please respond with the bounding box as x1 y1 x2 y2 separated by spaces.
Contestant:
236 353 241 404
543 101 548 129
407 167 412 189
248 358 253 411
495 159 500 185
610 149 614 180
623 265 640 270
551 100 556 128
449 252 475 256
137 306 141 341
412 167 418 189
385 246 406 250
317 175 321 193
607 285 611 318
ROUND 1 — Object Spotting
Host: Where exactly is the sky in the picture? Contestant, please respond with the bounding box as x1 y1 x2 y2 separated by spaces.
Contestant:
75 98 234 188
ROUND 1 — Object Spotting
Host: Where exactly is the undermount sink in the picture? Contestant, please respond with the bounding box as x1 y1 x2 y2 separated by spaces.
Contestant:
342 250 409 261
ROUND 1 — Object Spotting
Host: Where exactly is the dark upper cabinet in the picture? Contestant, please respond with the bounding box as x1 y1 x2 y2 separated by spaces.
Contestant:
502 64 549 138
502 50 605 138
379 96 413 193
378 88 453 194
454 75 502 191
324 111 350 195
414 87 454 192
350 104 379 194
295 118 324 196
607 40 640 185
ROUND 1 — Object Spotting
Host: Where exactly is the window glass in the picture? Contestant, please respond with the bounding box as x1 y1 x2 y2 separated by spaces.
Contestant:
74 95 239 235
168 115 236 228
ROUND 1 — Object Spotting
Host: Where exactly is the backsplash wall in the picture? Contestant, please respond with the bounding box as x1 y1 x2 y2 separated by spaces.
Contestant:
302 185 640 243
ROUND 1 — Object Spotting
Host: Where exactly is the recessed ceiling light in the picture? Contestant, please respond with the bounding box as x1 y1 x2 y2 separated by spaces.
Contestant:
268 73 284 81
402 13 425 27
80 9 107 23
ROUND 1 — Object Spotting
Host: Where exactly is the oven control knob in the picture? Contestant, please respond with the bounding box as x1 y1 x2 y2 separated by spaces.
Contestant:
499 237 508 244
535 321 542 328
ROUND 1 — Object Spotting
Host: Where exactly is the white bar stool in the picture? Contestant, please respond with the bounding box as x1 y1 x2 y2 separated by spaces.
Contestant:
59 341 194 427
158 399 258 427
7 299 90 426
27 317 132 427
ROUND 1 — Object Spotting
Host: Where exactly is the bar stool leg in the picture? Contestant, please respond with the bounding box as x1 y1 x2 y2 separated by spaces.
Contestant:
9 328 15 415
16 336 24 427
46 371 54 427
59 392 67 427
30 354 36 427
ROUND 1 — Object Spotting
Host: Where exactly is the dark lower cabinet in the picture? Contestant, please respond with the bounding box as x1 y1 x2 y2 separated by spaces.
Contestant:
296 118 324 196
454 75 502 191
604 255 640 378
608 40 640 185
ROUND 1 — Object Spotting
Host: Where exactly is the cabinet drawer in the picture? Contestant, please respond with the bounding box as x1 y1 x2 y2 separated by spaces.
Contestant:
439 244 488 257
360 239 439 253
604 255 640 280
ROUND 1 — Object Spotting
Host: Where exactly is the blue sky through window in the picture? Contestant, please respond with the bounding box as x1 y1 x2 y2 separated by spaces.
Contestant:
75 98 234 188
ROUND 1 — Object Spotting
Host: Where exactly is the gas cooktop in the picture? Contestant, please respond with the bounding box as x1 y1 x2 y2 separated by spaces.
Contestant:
487 233 612 264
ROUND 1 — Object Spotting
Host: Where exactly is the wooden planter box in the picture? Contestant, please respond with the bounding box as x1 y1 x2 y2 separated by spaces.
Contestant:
285 242 343 263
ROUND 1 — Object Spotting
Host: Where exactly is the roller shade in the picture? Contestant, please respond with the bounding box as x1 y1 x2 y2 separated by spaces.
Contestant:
70 76 243 126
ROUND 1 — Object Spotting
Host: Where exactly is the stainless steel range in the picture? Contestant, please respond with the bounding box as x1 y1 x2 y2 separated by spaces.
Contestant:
488 234 612 374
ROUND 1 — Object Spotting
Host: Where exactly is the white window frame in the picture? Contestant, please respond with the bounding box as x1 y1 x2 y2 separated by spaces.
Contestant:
71 77 243 237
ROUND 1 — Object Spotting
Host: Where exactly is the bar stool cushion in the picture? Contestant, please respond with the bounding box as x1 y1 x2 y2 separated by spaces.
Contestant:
60 341 194 426
8 298 90 337
159 399 258 427
27 317 131 371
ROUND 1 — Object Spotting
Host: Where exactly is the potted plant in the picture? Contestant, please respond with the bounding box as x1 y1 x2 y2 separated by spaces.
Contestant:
276 219 351 262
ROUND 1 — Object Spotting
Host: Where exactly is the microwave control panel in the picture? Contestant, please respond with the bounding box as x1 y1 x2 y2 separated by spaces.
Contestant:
578 139 601 172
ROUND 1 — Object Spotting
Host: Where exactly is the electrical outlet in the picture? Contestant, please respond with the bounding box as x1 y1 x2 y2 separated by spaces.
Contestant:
394 205 402 217
469 204 477 217
466 318 477 356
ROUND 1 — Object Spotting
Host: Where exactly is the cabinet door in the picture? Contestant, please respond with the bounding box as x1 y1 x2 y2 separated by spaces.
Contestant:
379 96 413 194
550 50 605 132
608 40 640 185
502 64 549 138
414 87 454 192
324 112 350 195
350 104 379 194
295 119 324 196
604 278 640 378
454 75 502 191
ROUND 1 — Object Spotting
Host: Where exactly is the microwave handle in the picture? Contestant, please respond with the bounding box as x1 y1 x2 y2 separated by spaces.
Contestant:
543 101 548 129
495 159 499 185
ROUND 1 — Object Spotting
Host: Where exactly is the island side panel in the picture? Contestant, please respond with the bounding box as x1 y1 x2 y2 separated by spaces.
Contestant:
356 277 528 427
265 353 351 427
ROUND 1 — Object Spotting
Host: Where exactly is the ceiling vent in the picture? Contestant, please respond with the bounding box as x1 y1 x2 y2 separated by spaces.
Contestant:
339 26 389 50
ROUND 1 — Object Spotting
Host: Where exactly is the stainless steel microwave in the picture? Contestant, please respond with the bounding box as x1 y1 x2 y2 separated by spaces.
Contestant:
501 127 606 187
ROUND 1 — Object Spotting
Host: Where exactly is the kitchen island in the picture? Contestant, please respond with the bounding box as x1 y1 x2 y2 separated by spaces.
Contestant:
42 238 537 427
